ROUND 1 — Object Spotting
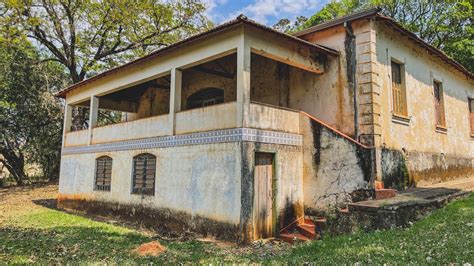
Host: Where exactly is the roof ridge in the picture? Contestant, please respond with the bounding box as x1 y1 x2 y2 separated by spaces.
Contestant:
293 7 381 37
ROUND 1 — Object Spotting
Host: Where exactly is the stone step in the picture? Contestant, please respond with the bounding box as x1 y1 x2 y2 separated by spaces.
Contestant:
375 188 397 200
296 224 316 239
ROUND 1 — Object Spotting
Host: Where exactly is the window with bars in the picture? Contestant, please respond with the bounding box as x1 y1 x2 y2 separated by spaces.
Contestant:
469 98 474 135
95 156 112 191
131 153 156 195
433 80 446 128
391 61 408 117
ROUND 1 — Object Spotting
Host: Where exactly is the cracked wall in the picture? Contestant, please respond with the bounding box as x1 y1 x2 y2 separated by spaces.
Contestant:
300 114 373 211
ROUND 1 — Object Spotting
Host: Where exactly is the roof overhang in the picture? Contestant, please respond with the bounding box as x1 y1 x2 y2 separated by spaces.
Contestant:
56 15 338 99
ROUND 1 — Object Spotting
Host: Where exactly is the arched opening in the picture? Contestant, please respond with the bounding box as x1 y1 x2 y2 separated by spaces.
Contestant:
186 88 224 110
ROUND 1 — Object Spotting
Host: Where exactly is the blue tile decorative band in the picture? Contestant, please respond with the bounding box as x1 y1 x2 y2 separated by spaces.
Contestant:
62 128 303 155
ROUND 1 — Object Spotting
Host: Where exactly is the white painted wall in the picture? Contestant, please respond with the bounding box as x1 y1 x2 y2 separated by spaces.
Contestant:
249 103 300 134
64 130 89 147
59 142 242 224
91 114 170 144
175 102 237 134
375 23 474 157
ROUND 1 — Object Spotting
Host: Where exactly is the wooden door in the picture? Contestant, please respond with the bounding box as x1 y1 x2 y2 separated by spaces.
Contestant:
253 153 274 239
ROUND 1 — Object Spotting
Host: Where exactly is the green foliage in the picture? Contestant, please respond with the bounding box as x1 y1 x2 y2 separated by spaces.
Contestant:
300 0 473 72
0 0 211 183
0 34 66 183
2 0 211 83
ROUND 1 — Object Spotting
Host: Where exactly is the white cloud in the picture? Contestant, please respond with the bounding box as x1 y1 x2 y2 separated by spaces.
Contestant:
233 0 324 24
203 0 229 21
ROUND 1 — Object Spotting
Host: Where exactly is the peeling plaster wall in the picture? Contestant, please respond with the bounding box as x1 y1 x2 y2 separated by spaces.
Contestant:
300 114 373 211
375 23 474 184
133 87 170 119
182 56 237 107
59 142 242 226
299 25 357 137
249 52 353 139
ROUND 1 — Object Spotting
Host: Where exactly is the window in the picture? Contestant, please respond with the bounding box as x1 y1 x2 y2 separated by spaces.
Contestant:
95 156 112 191
433 80 446 128
391 61 408 116
131 153 156 195
469 98 474 136
186 88 224 110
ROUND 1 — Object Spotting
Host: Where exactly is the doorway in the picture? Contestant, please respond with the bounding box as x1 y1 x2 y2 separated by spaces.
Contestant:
253 152 275 239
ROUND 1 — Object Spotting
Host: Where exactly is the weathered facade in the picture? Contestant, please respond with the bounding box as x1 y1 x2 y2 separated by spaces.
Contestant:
57 11 474 242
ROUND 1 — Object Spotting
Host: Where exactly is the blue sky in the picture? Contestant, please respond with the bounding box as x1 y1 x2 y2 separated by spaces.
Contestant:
205 0 331 25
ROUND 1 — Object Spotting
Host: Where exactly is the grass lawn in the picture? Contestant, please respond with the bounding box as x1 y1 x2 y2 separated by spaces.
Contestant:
1 184 473 264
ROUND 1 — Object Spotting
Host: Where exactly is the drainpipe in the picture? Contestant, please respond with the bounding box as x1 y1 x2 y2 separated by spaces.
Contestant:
344 21 359 141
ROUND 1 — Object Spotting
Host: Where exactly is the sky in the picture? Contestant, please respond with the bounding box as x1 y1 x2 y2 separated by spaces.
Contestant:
205 0 331 26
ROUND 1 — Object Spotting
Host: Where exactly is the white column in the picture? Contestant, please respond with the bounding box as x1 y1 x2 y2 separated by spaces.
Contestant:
169 68 182 135
88 96 99 145
62 103 73 147
236 29 251 127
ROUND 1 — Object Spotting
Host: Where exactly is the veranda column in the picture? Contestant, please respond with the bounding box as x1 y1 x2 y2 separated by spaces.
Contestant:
236 29 251 127
169 68 182 135
62 103 73 147
88 96 99 145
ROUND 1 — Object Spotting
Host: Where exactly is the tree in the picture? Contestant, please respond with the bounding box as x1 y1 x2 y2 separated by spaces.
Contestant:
273 16 308 33
2 0 211 129
300 0 473 72
0 34 66 184
3 0 210 83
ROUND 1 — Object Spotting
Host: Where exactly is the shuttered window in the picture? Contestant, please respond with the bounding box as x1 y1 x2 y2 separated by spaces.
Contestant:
95 156 112 191
469 98 474 135
433 81 446 128
131 153 156 195
391 61 408 116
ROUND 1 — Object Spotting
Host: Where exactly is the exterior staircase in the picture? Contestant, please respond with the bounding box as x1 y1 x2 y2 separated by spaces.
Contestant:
279 182 398 244
279 217 326 243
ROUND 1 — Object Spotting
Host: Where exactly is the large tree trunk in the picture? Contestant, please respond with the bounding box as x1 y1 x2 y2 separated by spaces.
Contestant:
0 149 27 185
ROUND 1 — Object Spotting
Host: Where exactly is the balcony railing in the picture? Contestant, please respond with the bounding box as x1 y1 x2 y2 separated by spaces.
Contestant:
63 101 300 147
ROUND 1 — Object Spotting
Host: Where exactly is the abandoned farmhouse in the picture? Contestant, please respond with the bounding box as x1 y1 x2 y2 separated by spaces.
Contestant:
57 9 474 242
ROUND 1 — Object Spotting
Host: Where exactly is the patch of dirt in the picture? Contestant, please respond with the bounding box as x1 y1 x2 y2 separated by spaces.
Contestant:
132 241 167 257
0 182 58 224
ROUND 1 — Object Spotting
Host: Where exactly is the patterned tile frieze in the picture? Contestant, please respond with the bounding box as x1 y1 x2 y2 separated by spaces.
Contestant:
62 128 303 155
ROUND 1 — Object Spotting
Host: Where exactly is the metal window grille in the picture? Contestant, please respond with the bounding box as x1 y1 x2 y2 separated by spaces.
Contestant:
131 153 156 195
95 156 112 191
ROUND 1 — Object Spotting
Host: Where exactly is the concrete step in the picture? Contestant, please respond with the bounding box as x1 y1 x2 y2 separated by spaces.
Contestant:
375 188 397 200
296 224 316 239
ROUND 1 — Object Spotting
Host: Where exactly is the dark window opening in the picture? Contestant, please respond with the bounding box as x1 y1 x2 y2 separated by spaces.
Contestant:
433 80 446 128
95 156 112 191
186 88 224 110
469 98 474 135
132 153 156 195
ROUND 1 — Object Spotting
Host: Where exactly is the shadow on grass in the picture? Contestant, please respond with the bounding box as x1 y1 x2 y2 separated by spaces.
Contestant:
0 225 149 263
0 224 212 264
32 198 58 209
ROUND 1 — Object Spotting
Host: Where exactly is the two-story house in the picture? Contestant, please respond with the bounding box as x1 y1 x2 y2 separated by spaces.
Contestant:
57 9 474 242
